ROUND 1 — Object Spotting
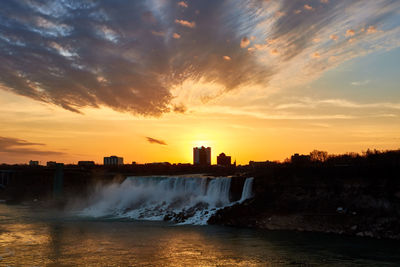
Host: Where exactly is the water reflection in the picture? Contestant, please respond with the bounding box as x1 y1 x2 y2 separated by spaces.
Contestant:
0 204 400 266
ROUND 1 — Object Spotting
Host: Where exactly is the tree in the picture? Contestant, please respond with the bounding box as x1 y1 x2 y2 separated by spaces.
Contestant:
310 150 328 162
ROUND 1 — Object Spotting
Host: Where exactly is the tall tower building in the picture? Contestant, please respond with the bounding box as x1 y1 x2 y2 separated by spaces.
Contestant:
193 146 211 165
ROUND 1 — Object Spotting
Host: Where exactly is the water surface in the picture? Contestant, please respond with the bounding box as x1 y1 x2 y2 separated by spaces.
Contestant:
1 204 400 266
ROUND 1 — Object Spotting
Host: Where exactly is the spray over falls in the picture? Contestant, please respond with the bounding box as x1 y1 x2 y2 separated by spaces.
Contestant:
81 176 254 225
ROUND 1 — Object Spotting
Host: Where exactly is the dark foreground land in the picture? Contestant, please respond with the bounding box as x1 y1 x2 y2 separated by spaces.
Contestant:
210 150 400 240
1 149 400 240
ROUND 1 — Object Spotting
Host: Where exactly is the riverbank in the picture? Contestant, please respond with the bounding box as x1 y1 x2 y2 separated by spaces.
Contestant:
209 161 400 240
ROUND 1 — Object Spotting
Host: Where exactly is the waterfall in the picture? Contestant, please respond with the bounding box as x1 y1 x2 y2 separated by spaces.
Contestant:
240 177 254 202
80 176 253 225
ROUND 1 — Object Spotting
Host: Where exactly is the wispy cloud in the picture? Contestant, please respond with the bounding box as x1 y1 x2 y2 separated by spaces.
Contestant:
351 80 370 86
275 98 400 110
0 136 64 155
192 105 356 121
146 137 167 145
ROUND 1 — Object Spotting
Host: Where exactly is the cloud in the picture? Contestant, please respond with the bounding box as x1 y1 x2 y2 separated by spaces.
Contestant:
304 5 313 11
178 2 188 8
173 103 187 113
367 25 378 34
223 56 231 61
240 37 250 48
330 34 339 41
311 52 321 58
151 30 165 37
175 19 196 28
0 0 398 117
193 105 356 120
173 33 181 39
345 29 356 37
146 137 167 145
274 97 400 110
351 80 370 86
0 136 64 155
270 49 279 55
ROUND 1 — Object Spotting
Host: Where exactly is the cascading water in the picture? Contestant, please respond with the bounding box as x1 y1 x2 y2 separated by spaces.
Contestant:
240 177 254 202
80 176 254 225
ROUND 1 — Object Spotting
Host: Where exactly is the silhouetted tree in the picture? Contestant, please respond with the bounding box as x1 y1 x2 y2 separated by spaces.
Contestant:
310 150 328 162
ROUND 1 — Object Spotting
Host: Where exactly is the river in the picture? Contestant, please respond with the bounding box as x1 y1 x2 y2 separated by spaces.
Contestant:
1 204 400 266
1 175 400 266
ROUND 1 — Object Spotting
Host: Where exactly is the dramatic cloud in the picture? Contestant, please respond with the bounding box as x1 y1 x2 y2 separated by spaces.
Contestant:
0 136 64 155
0 0 398 116
146 137 167 146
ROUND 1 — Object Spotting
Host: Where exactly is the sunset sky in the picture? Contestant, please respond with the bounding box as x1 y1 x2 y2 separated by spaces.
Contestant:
0 0 399 165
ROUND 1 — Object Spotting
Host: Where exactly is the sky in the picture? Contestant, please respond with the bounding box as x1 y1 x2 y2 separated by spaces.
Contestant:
0 0 399 165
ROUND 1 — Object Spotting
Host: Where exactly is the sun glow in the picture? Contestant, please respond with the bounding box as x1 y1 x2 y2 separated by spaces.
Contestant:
192 140 212 148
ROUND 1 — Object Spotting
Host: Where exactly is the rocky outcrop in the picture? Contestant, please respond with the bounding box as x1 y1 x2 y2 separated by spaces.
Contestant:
209 169 400 240
209 200 400 239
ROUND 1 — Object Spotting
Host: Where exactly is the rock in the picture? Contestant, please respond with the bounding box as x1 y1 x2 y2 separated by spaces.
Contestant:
364 231 374 237
336 207 345 214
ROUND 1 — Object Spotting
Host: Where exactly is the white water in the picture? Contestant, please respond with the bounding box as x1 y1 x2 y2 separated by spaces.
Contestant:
81 176 254 225
240 177 254 202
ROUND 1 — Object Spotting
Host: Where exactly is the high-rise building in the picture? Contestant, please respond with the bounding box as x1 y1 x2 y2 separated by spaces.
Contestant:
103 156 124 166
217 153 231 166
193 146 211 165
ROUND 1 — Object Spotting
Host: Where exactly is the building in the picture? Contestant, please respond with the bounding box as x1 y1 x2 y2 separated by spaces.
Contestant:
217 153 231 166
29 160 39 166
78 161 95 167
104 156 124 166
193 146 211 165
46 161 57 168
46 161 64 168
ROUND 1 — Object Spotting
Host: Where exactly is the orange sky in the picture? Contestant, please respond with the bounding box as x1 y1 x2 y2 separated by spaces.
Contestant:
0 1 399 165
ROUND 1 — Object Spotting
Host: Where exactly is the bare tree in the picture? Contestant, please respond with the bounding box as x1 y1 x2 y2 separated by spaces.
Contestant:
310 150 329 162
